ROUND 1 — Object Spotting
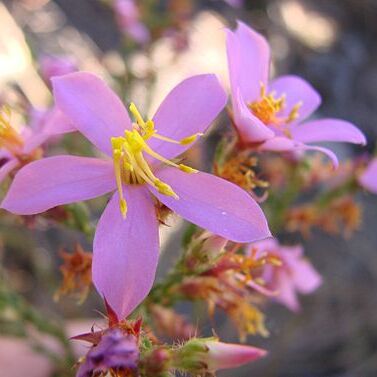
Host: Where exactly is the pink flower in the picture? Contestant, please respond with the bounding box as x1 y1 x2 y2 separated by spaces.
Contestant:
39 56 77 84
205 340 266 371
0 106 73 184
1 72 270 320
247 238 322 311
226 22 366 167
358 157 377 194
113 0 150 44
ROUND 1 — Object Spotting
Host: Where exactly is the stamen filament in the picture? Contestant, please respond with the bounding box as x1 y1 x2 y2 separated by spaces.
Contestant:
111 145 128 219
248 82 302 129
110 102 200 217
152 132 203 145
129 102 146 129
0 106 24 154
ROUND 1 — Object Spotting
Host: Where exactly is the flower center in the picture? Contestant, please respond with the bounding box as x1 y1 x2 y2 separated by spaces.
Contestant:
248 83 302 130
111 103 200 218
0 106 24 154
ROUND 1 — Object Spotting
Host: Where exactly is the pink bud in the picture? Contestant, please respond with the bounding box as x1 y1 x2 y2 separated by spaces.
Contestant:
205 341 267 371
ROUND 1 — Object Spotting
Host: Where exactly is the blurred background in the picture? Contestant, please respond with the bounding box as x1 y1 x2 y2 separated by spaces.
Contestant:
0 0 377 376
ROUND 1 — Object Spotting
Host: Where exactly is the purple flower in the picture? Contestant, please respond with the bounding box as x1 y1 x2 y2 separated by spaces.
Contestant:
226 21 366 166
113 0 150 44
39 55 77 85
76 329 139 377
358 157 377 194
1 72 270 320
0 106 73 184
247 238 322 311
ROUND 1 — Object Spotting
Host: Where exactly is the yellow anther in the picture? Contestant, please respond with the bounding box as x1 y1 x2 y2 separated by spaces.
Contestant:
143 120 155 139
129 102 146 128
254 277 266 286
249 82 301 127
179 133 203 145
268 256 283 267
110 102 202 217
124 130 146 153
111 136 124 151
0 106 24 153
179 164 198 173
286 102 302 123
119 198 128 219
111 138 128 218
154 179 178 199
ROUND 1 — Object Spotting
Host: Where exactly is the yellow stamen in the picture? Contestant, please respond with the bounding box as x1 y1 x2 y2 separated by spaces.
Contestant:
154 179 178 198
180 133 203 145
111 103 200 217
0 106 24 154
129 102 146 129
248 83 302 129
268 255 283 267
179 164 198 173
111 138 128 218
286 102 302 123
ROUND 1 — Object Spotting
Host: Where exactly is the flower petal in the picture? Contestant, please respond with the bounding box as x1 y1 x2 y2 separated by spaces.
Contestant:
259 136 296 152
291 118 366 145
259 137 339 168
23 109 75 154
52 72 132 156
359 158 377 194
269 75 321 123
232 88 275 143
274 271 300 312
227 22 270 102
151 168 271 242
292 259 322 294
1 156 115 215
92 187 159 320
300 145 339 168
0 158 19 184
39 108 75 135
149 74 227 160
206 341 267 371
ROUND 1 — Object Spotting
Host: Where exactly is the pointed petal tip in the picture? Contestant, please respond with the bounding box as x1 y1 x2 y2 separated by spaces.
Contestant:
93 188 159 320
51 71 94 91
0 156 115 216
206 341 267 371
152 169 271 244
359 158 377 194
292 118 366 146
52 71 132 155
149 74 227 160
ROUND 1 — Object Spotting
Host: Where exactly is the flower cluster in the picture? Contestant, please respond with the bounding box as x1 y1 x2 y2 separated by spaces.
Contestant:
0 13 374 377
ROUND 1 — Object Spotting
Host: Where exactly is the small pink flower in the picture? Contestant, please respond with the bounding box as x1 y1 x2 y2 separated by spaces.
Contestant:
358 157 377 194
0 106 73 184
205 340 266 371
39 56 77 84
247 238 322 311
1 72 271 320
113 0 150 44
226 22 366 167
